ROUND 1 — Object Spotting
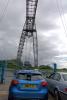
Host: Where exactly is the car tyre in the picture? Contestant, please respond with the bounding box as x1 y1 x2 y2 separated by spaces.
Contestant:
54 89 61 100
42 94 48 100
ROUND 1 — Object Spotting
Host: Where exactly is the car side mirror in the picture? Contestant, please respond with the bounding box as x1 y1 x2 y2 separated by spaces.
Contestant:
46 76 49 78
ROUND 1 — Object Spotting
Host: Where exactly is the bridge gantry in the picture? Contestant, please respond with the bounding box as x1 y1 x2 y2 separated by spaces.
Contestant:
17 0 38 67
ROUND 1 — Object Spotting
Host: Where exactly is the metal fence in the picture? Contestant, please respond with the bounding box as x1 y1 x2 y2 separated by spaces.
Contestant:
4 69 14 84
0 67 3 83
0 61 7 83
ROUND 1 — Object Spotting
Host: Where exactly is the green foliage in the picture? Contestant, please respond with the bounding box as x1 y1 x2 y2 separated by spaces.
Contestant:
7 60 34 70
57 68 67 72
6 60 53 71
7 60 22 69
3 60 67 72
7 62 22 69
39 65 52 70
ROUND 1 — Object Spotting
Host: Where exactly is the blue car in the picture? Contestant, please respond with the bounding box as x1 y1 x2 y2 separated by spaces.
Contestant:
8 70 48 100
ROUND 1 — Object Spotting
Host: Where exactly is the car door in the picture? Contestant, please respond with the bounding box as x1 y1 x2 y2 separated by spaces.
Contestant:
46 73 55 93
50 73 61 93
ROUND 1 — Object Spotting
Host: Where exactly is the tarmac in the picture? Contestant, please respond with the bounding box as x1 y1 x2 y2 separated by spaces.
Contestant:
0 83 9 96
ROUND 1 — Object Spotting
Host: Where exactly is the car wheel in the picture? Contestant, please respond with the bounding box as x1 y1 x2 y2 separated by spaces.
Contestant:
42 94 48 100
54 89 61 100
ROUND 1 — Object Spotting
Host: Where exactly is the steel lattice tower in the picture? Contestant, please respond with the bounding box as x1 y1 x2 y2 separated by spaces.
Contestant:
17 0 38 67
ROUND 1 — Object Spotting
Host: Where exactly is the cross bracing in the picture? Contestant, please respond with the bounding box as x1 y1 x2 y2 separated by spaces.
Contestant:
17 0 38 67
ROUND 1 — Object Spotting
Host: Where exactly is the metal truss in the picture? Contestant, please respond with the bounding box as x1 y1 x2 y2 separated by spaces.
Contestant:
17 0 38 67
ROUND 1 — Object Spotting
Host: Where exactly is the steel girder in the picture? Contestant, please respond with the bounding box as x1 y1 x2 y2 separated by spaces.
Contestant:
17 0 38 67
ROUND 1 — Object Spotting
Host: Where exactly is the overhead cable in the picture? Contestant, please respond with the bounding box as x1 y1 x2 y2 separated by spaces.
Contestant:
0 0 10 22
59 0 67 34
56 0 67 36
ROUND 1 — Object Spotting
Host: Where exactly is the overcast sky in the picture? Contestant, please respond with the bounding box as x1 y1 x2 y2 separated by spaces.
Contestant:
0 0 67 68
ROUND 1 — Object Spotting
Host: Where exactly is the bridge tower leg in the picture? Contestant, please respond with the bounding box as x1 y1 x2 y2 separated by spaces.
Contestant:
17 0 38 67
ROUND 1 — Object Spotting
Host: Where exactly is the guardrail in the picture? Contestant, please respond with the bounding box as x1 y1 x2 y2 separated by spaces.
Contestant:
0 67 5 84
4 69 15 84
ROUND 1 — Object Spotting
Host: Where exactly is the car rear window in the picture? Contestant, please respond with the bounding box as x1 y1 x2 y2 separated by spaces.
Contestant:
16 73 43 81
62 74 67 81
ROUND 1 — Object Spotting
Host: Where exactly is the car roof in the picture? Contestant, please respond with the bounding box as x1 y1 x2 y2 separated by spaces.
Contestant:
15 70 41 75
58 72 67 75
50 72 67 75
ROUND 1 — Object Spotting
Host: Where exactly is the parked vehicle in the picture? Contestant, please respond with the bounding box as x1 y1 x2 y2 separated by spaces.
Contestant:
8 70 48 100
46 72 67 100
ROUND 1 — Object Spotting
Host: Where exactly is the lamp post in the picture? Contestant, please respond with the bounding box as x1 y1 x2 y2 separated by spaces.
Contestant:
54 63 57 73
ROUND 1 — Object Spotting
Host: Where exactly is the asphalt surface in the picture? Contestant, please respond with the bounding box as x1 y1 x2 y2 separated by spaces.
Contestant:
0 93 54 100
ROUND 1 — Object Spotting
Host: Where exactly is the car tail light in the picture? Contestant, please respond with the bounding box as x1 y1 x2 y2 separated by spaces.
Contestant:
11 80 19 85
64 88 67 92
41 81 48 87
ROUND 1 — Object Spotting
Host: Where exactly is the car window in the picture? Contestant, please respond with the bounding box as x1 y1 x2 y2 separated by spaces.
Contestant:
31 74 43 80
62 74 67 81
16 73 43 80
16 74 31 80
48 74 55 79
53 73 61 81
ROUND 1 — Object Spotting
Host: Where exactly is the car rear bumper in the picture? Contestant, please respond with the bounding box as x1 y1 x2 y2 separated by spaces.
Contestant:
11 94 48 100
9 88 48 100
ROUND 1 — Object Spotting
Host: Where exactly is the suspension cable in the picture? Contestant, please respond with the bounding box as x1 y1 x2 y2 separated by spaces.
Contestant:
56 0 67 36
0 0 10 22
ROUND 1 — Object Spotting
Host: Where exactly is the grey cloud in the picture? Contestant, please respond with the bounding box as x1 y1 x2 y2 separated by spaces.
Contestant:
0 0 67 67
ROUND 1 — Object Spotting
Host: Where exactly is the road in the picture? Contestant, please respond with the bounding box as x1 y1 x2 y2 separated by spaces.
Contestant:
0 93 54 100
